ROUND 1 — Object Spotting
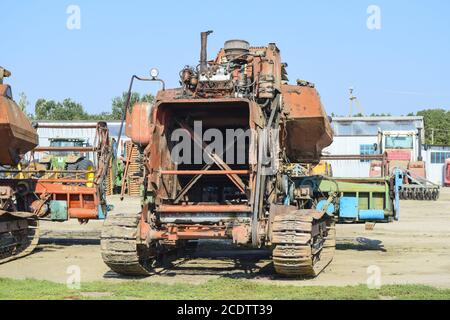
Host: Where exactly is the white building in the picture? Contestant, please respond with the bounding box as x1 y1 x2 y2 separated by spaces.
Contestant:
423 145 450 186
324 116 449 186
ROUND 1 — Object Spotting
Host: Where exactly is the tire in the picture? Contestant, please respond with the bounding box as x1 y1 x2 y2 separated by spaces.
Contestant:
67 158 95 186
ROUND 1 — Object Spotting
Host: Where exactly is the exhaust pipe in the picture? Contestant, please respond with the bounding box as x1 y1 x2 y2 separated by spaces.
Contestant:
200 30 213 74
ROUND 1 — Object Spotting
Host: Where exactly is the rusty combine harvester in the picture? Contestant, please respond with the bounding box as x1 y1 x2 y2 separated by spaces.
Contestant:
101 32 402 277
0 66 40 263
0 67 112 263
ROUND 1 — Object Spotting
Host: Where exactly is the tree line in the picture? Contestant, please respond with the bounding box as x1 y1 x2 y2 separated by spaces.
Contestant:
17 92 449 145
17 92 154 121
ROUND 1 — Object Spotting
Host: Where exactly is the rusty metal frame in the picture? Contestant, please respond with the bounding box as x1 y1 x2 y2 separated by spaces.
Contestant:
172 125 250 203
157 204 251 213
160 170 250 175
150 224 227 241
175 119 247 194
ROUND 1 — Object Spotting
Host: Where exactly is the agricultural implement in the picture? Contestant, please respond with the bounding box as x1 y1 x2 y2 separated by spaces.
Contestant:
370 129 440 201
100 32 402 278
0 68 111 264
396 168 440 201
0 66 39 263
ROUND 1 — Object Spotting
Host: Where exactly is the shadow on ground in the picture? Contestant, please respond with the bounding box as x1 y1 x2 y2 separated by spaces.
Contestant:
39 237 100 246
101 237 386 281
337 237 386 252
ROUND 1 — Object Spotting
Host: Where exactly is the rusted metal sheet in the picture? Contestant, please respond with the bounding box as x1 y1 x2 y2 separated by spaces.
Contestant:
0 85 38 165
281 83 333 163
157 204 251 213
150 224 227 241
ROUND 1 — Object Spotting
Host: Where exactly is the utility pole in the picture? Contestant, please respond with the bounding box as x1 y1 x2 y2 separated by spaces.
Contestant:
349 87 355 117
349 87 365 117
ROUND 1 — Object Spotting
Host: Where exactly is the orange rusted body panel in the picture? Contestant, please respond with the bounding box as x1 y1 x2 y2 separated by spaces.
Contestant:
281 84 333 162
125 102 153 146
0 84 38 166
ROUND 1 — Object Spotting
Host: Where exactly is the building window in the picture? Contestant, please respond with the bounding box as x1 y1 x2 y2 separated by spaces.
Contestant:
360 144 376 163
431 152 450 164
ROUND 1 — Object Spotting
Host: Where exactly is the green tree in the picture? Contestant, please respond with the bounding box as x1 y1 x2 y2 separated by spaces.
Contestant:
369 113 392 117
34 98 90 120
18 92 29 113
33 92 155 121
111 92 154 120
416 109 450 145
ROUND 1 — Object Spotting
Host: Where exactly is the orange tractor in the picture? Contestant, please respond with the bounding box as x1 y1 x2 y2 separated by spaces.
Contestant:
101 32 401 277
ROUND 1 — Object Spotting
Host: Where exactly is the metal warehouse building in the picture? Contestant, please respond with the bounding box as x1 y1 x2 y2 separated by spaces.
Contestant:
36 121 124 147
35 120 129 162
423 145 450 186
324 116 449 186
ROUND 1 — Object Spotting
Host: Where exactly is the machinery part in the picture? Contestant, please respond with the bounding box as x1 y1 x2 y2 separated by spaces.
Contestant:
0 66 12 82
0 214 39 264
399 186 440 201
200 30 213 74
101 210 155 276
101 210 189 276
0 67 40 264
445 159 450 187
224 39 250 62
0 68 38 166
66 158 95 186
272 210 335 277
397 168 440 201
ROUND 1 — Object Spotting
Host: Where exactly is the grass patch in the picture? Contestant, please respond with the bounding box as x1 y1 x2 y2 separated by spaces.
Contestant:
1 278 450 300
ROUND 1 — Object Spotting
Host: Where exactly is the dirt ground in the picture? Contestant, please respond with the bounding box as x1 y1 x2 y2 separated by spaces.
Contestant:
1 190 450 288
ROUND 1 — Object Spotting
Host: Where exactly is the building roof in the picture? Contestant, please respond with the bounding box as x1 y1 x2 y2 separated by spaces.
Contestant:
332 116 424 122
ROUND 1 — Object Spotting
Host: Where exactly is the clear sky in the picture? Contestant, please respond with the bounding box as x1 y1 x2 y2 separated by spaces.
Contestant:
2 0 450 116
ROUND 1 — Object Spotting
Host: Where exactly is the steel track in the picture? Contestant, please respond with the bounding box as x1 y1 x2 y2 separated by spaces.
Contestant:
272 211 335 277
101 211 155 276
0 216 39 264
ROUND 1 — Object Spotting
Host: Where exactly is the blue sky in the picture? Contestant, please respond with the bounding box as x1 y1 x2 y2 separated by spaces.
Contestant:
2 0 449 116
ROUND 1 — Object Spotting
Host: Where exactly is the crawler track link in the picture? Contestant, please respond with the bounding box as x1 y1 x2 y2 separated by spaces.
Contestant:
272 211 335 277
0 216 39 264
101 211 154 276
